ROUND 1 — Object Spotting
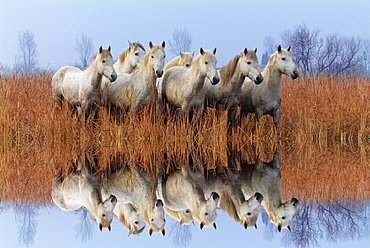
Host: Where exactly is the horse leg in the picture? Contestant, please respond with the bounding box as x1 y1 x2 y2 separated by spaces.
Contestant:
272 109 280 128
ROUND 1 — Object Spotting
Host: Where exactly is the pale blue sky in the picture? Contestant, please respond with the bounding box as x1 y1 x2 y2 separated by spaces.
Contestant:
0 0 369 69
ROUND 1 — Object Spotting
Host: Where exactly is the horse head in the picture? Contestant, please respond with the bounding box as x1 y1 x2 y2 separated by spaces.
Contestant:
97 195 117 231
240 192 263 229
240 48 263 84
275 45 300 80
96 46 117 82
199 47 220 85
127 41 146 70
147 41 166 78
180 51 195 68
270 197 300 232
199 192 220 230
148 199 166 236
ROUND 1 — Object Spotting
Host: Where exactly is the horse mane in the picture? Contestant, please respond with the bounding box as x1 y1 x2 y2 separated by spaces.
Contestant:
218 191 240 223
219 54 240 86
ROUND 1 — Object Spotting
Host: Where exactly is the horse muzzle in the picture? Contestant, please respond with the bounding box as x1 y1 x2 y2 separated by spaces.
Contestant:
109 73 117 82
210 76 220 85
290 70 299 80
156 69 164 78
254 74 263 84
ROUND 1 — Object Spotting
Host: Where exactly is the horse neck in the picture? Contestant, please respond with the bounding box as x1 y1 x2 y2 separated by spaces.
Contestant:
115 52 135 74
218 190 243 222
188 57 207 90
262 57 282 90
136 54 157 86
83 187 103 219
85 59 103 88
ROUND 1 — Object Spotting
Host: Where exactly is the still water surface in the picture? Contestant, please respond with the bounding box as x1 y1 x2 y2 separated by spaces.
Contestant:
1 144 369 248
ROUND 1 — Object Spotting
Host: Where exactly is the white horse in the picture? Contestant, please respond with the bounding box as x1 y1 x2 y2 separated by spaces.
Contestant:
51 155 117 231
107 41 166 114
240 45 299 126
157 51 195 102
161 48 220 121
103 165 166 236
205 170 263 229
161 166 220 229
114 41 146 74
204 48 262 110
240 152 300 232
114 202 146 236
52 46 117 121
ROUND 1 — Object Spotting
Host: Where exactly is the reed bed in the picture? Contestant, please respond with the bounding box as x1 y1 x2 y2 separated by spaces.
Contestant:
0 71 369 207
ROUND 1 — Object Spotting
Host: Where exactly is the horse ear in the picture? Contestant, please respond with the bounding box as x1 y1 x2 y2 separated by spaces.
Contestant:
277 45 282 53
278 225 282 232
128 40 133 46
213 47 217 54
161 41 166 49
200 222 204 230
99 223 103 231
287 226 292 232
287 45 291 52
213 222 217 230
244 222 248 229
254 224 258 229
108 46 111 52
243 48 248 56
254 48 258 54
128 230 133 237
200 47 204 55
192 51 195 56
99 46 103 54
149 41 153 49
162 229 166 236
149 228 153 236
180 51 184 57
108 225 112 232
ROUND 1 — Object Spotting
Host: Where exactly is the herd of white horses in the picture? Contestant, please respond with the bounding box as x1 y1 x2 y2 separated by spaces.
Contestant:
52 152 299 236
51 41 299 126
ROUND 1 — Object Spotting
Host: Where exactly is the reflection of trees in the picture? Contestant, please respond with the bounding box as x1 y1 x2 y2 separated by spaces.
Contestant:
75 208 93 243
15 203 39 247
282 201 370 248
168 221 192 248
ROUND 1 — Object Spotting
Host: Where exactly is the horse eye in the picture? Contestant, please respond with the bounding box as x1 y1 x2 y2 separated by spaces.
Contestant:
247 61 252 65
186 210 190 213
134 53 139 56
205 213 208 216
164 55 166 58
102 214 106 217
102 60 106 63
247 212 252 216
205 61 208 65
135 221 139 224
186 64 190 67
282 216 286 220
163 219 166 222
151 55 154 58
151 219 154 222
282 57 286 61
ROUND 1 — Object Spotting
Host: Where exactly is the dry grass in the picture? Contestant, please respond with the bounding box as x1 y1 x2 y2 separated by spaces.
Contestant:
0 71 369 208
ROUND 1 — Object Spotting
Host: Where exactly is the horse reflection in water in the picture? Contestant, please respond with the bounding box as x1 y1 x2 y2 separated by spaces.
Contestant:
240 151 300 232
103 156 166 236
204 168 263 229
113 202 146 236
51 155 117 231
161 163 220 230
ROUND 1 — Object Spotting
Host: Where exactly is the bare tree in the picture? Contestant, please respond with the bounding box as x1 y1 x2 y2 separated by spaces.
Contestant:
75 209 93 243
75 33 94 68
168 27 193 57
263 35 278 56
283 24 321 75
17 29 38 73
16 203 39 247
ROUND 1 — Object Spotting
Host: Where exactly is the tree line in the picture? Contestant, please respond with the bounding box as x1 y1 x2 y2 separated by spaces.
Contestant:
261 23 370 76
2 24 369 77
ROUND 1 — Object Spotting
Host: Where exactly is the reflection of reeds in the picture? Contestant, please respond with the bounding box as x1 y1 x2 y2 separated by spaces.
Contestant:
0 72 369 206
